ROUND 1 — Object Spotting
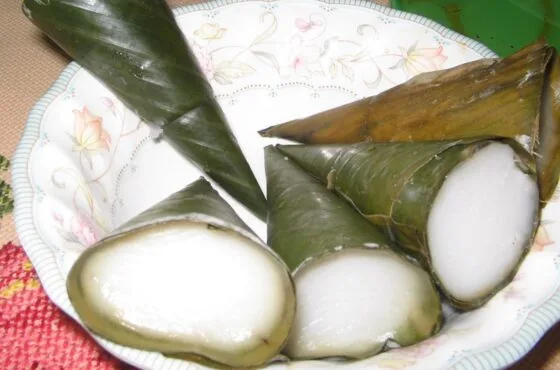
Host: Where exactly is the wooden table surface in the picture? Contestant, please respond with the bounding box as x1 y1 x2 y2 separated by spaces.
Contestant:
1 0 559 369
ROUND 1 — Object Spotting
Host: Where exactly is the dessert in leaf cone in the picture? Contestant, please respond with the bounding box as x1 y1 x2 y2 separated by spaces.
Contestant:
265 146 441 360
22 0 266 219
540 54 560 201
276 139 540 310
67 178 296 368
261 41 560 202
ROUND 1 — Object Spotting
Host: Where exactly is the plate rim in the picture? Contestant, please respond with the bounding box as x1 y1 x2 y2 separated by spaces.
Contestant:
11 0 557 369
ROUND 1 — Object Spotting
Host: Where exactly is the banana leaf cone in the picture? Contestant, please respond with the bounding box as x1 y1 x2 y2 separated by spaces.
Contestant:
261 41 560 202
540 54 560 200
22 0 266 219
67 178 295 368
276 139 540 309
265 146 441 360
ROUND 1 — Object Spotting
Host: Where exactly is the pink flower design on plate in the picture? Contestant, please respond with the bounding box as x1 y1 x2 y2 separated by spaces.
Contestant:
53 212 98 248
501 272 527 301
191 42 214 76
284 35 322 78
71 106 112 155
71 215 98 247
295 16 323 32
532 225 554 252
101 96 117 116
391 42 448 77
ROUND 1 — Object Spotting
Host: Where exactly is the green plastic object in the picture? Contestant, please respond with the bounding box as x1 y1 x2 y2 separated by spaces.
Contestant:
392 0 560 57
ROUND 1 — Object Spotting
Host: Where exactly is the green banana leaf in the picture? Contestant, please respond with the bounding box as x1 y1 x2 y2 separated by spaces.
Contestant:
540 55 560 201
261 41 560 202
265 145 391 271
265 146 441 357
22 0 266 219
67 178 295 368
276 139 539 309
114 177 253 235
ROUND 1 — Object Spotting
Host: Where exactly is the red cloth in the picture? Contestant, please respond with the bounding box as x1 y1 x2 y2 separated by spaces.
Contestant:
0 242 131 370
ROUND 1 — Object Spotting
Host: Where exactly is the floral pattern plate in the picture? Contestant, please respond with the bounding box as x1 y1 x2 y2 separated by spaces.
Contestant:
12 1 560 369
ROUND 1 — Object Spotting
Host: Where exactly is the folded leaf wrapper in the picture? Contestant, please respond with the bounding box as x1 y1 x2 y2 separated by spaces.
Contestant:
67 178 295 368
266 146 391 271
265 146 441 359
22 0 266 219
277 139 540 309
262 41 560 202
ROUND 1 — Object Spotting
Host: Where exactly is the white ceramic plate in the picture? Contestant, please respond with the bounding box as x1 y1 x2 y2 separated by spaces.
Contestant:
12 1 560 369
